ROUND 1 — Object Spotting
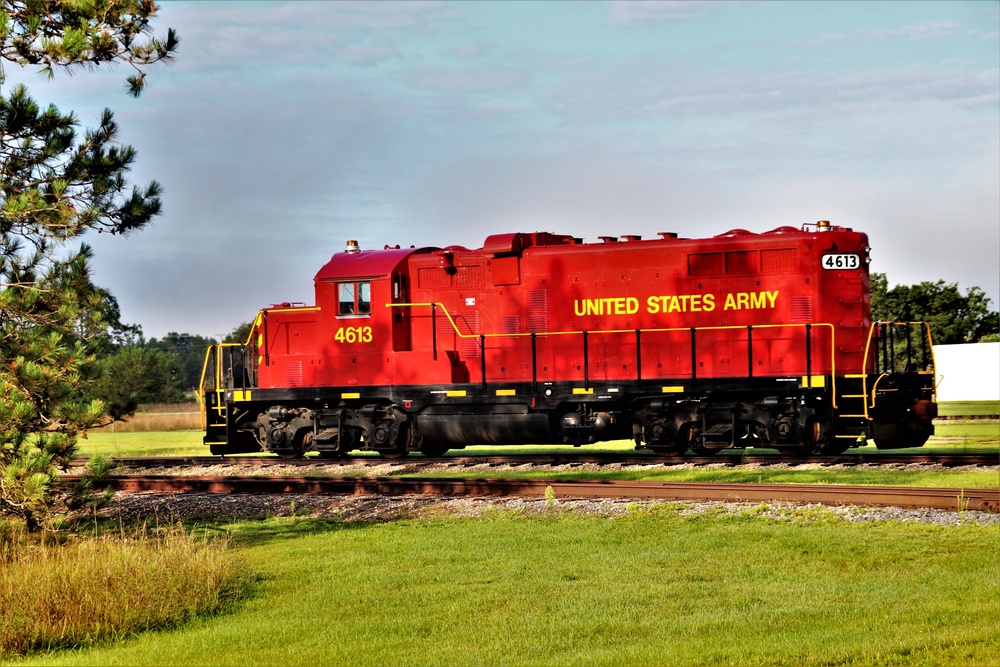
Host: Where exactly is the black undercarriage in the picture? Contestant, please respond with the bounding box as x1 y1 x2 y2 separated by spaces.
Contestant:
204 372 935 459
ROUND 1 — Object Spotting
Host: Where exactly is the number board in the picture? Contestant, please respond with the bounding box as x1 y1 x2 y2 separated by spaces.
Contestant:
821 253 860 270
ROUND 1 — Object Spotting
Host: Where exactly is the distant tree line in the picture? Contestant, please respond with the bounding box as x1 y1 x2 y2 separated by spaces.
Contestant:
92 321 250 419
870 273 999 345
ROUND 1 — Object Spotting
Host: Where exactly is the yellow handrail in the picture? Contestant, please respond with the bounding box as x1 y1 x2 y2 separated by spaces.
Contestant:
860 321 937 412
389 301 838 405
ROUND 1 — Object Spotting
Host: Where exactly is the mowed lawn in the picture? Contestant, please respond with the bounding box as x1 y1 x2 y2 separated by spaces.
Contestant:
15 510 1000 666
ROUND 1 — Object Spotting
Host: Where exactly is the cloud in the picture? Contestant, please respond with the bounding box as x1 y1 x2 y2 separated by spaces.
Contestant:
607 0 748 25
796 20 963 46
157 1 450 72
541 60 998 124
401 65 531 95
335 44 398 66
405 149 728 247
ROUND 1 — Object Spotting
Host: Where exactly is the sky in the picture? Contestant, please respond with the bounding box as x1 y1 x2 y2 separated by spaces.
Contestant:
3 0 998 340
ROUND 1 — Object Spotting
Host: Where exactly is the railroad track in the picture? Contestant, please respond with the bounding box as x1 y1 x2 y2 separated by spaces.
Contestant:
68 475 999 514
75 452 1000 469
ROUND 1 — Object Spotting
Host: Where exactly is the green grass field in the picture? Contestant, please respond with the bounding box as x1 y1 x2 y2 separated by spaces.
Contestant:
11 511 999 666
937 401 1000 417
10 404 997 665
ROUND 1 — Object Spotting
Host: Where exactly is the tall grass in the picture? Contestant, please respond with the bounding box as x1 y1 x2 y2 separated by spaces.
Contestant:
106 403 201 433
0 522 252 657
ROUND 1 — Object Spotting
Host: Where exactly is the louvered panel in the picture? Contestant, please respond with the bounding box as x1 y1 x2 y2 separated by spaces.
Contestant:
284 361 303 386
527 289 548 333
458 310 480 358
498 316 519 334
788 296 814 322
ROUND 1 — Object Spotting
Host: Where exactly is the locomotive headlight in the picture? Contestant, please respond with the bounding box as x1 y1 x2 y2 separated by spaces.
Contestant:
864 245 872 265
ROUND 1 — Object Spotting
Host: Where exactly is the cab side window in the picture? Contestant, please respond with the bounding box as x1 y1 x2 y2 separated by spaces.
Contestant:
338 281 371 316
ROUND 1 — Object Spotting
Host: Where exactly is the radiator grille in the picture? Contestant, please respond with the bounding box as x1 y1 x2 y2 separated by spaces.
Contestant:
688 253 723 276
761 248 798 273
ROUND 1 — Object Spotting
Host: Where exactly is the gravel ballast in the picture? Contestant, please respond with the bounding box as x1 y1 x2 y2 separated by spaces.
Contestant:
98 492 1000 527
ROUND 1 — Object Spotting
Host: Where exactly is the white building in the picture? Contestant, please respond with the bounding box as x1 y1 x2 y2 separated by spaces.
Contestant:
933 342 1000 402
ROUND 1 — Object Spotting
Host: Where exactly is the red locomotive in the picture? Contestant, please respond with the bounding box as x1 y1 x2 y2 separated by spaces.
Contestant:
200 221 937 458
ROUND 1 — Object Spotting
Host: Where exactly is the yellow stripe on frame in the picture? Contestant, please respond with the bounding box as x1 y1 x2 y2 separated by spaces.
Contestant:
801 375 826 388
661 386 684 393
495 389 516 396
342 392 361 399
233 390 252 401
573 388 594 395
446 390 467 397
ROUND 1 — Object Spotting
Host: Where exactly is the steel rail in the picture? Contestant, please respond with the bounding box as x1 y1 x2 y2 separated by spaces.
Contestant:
68 475 999 513
75 453 1000 469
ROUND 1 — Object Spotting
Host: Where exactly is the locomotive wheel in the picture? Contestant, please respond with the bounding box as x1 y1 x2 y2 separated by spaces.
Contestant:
419 444 450 458
378 448 409 460
808 419 849 455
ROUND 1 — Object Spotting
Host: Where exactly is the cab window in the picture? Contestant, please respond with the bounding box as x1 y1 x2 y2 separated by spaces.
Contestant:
338 281 371 316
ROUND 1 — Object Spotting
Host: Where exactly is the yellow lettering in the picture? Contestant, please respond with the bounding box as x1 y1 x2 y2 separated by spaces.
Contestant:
766 290 778 308
750 292 767 309
586 292 732 316
737 293 750 309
